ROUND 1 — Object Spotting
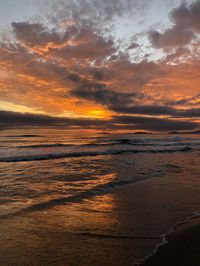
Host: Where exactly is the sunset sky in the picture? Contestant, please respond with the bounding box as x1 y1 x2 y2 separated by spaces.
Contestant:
0 0 199 132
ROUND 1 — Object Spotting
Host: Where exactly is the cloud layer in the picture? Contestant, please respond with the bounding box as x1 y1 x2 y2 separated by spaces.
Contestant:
1 110 198 132
149 1 200 50
0 0 199 132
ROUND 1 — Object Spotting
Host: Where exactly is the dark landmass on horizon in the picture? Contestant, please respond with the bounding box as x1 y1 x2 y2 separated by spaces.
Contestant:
169 130 200 134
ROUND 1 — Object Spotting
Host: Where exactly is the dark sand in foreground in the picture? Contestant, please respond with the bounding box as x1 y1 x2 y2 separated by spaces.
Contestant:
142 217 200 266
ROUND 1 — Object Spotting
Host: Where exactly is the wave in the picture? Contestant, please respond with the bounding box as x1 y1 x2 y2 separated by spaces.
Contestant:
0 178 139 218
18 143 73 148
97 137 200 147
114 136 199 144
113 139 200 147
114 137 179 144
2 135 43 138
0 146 195 162
15 138 200 149
76 231 161 240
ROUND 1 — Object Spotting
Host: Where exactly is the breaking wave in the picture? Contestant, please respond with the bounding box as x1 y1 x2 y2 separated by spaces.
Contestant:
0 146 195 163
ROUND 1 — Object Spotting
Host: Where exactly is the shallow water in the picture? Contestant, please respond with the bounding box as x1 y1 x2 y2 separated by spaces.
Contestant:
0 132 200 265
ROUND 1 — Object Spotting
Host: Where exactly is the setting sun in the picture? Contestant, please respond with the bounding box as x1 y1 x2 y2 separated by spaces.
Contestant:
86 108 111 119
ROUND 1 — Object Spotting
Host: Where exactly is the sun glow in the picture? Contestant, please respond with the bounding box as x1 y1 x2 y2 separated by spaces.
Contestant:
86 108 111 119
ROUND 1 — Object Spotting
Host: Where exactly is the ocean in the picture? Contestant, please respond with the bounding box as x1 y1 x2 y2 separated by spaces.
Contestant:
0 132 200 265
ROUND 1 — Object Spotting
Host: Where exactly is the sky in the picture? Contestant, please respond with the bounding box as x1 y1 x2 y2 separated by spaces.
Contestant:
0 0 199 132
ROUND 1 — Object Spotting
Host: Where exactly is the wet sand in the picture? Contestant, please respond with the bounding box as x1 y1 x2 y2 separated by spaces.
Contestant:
142 217 200 266
1 155 200 266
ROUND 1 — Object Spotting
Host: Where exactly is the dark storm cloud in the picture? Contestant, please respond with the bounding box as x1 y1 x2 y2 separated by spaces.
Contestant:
149 1 200 50
164 93 200 107
0 110 107 129
1 110 199 132
113 115 199 131
171 1 200 32
110 105 200 118
11 20 117 65
92 69 105 81
70 81 136 107
69 73 200 119
149 27 194 49
69 78 200 119
111 105 175 116
12 22 68 47
179 107 200 118
67 73 82 83
163 47 191 62
49 32 115 61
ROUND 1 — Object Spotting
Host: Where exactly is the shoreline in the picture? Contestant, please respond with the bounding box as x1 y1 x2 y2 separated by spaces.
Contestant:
139 215 200 266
